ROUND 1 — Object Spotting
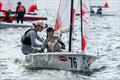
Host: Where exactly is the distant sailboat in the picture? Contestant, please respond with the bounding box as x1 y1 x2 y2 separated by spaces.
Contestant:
25 0 97 71
90 0 116 16
76 0 115 16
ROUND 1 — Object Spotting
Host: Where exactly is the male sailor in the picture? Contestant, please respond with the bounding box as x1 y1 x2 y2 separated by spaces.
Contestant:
90 7 94 15
41 27 65 52
96 6 102 15
16 2 26 24
21 21 48 55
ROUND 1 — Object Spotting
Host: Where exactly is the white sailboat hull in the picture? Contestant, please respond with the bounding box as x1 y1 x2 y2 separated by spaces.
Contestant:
25 52 97 71
0 21 32 29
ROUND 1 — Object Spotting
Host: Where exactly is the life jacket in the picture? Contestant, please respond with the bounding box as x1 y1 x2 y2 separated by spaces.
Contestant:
47 37 61 52
21 29 37 46
48 39 58 52
18 5 25 12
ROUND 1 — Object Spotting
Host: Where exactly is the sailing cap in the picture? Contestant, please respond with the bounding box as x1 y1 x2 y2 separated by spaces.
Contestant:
46 27 54 32
32 21 45 28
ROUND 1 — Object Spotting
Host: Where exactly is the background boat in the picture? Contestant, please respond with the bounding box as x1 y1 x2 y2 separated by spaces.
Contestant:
0 0 47 21
0 21 32 29
0 14 47 21
76 0 118 16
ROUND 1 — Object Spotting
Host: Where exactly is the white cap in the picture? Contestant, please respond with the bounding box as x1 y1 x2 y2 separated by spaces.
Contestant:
33 21 48 29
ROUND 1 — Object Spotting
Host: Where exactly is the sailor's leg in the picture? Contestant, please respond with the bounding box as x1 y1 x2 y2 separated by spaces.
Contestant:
17 13 21 23
21 18 23 24
20 13 24 24
21 44 33 55
16 16 19 23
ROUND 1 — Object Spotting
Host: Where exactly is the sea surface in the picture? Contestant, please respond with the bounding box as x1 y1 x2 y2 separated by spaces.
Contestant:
0 0 120 80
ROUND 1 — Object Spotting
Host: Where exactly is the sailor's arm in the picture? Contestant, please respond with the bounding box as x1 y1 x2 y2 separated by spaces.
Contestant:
23 6 26 14
15 7 19 17
57 36 65 49
29 31 41 47
36 34 44 42
41 40 48 52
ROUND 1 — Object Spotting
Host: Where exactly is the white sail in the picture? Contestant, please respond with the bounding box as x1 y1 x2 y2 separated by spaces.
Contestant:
81 0 90 52
54 0 71 32
75 0 90 52
54 0 77 33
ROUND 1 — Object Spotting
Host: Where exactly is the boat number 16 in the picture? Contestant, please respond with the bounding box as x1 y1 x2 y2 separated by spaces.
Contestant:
69 57 77 69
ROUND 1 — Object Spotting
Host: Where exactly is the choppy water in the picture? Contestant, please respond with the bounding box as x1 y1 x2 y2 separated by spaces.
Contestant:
0 0 120 80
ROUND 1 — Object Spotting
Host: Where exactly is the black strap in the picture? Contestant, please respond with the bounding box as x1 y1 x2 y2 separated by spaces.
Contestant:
24 29 37 36
21 29 37 46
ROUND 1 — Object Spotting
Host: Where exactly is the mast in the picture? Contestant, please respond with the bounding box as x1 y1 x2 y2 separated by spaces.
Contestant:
80 0 83 52
69 0 74 52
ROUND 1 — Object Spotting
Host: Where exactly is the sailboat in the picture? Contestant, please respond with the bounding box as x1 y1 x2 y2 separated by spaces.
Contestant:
0 0 47 21
24 0 97 71
76 0 115 16
90 0 116 16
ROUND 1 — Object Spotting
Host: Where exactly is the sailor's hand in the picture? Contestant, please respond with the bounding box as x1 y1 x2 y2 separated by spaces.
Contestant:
39 49 44 53
41 37 44 42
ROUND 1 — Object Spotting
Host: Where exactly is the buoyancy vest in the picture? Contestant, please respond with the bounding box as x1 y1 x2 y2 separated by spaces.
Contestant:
48 39 58 52
21 29 37 46
18 5 25 12
47 37 61 52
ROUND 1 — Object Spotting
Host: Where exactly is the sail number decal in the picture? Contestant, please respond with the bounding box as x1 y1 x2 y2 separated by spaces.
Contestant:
68 57 77 69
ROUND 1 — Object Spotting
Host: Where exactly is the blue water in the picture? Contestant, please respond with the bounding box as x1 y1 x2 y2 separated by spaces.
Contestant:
0 0 120 80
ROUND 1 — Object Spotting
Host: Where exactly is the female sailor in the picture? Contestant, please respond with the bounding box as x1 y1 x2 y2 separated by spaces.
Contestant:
41 27 65 52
